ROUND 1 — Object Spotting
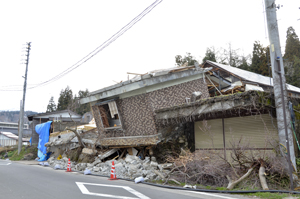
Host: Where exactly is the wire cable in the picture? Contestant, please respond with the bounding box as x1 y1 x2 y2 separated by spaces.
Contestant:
0 0 163 91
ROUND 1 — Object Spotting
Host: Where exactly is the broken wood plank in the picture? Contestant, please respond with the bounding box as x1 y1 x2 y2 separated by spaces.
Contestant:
145 146 153 150
118 149 126 160
98 148 119 160
127 148 133 155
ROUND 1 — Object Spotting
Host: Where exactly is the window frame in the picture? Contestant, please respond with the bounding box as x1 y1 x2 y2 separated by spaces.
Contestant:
95 99 122 129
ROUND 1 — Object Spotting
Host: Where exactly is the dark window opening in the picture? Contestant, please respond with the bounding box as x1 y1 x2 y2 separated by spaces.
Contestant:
98 101 121 128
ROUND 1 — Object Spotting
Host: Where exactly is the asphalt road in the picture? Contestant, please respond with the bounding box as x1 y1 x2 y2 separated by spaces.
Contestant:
0 159 251 199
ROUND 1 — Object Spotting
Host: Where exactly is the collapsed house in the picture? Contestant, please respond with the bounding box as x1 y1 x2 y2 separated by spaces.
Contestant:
79 64 211 150
155 60 300 167
45 60 300 169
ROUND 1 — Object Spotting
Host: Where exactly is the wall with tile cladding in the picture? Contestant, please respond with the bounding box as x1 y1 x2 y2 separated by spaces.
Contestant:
116 94 157 137
93 78 208 138
147 78 209 111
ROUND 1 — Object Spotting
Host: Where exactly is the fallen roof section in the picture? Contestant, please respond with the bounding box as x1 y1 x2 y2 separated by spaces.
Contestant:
205 60 300 93
155 91 275 126
100 134 162 147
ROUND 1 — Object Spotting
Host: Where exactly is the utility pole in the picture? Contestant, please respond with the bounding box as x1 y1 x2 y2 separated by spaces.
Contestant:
18 42 31 155
264 0 295 190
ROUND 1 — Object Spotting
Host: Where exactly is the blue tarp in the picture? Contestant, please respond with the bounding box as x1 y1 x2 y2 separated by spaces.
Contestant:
35 121 52 161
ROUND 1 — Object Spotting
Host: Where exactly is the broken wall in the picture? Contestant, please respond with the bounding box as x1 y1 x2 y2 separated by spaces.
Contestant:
92 78 209 141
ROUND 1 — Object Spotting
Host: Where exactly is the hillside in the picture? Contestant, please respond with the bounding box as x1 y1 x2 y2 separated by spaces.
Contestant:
0 111 39 123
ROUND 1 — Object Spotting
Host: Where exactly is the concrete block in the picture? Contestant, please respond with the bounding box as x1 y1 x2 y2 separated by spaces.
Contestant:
82 148 94 155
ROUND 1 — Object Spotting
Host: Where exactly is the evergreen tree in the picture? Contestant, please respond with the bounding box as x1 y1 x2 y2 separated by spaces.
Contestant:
175 52 198 66
238 56 250 71
76 89 91 115
57 86 73 111
283 26 300 86
202 47 217 64
250 41 270 76
288 56 300 88
284 26 300 63
46 96 57 113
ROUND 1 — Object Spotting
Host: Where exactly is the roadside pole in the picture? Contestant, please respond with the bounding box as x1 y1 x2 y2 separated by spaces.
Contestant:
264 0 294 190
18 42 31 155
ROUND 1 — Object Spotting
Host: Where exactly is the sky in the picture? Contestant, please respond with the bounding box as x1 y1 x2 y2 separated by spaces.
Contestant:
0 0 299 113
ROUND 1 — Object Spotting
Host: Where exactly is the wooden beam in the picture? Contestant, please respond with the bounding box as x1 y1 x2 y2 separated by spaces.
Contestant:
118 149 126 160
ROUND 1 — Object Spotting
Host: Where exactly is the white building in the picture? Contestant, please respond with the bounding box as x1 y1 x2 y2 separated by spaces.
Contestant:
0 132 29 146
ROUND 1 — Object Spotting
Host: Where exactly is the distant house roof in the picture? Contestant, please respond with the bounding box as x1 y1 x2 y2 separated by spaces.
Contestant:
204 60 300 93
27 110 82 121
80 65 212 104
0 131 29 142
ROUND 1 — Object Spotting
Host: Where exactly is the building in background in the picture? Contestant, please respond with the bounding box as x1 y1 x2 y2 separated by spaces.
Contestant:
0 122 31 137
27 110 85 145
0 131 29 146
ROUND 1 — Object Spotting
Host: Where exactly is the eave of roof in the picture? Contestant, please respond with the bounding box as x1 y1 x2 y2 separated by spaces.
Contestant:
80 67 211 104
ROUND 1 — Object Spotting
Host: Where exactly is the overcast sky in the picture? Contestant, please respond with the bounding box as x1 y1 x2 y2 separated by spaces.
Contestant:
0 0 299 113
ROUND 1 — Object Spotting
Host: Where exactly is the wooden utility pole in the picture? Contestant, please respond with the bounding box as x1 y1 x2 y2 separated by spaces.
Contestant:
18 42 31 154
264 0 294 190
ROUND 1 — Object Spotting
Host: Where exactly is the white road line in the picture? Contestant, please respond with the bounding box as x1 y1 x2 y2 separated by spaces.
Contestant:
76 182 150 199
0 162 11 165
185 190 238 199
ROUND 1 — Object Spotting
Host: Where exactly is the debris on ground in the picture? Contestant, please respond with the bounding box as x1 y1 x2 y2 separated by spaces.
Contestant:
47 154 168 181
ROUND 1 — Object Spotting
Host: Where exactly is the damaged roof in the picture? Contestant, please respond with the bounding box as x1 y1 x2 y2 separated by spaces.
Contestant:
80 65 211 104
205 60 300 93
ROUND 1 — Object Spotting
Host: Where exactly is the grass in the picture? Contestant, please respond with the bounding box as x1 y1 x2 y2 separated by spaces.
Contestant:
244 192 300 199
0 145 37 161
150 180 300 199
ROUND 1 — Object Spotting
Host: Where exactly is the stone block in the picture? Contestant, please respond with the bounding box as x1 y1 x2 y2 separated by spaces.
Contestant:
150 161 158 168
93 166 100 172
82 148 94 155
92 159 101 166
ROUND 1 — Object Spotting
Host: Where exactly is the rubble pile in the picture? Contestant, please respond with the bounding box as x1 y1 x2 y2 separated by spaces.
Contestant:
47 155 172 181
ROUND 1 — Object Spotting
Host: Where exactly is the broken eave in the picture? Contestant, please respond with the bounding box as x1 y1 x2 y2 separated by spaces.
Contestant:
155 91 276 126
100 134 162 148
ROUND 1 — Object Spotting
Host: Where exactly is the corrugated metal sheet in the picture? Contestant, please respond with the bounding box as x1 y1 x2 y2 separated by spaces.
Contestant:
0 139 17 146
206 60 300 93
195 119 223 149
224 114 278 148
0 133 17 146
195 114 279 149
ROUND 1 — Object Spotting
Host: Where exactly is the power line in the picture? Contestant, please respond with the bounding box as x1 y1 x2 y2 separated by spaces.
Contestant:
0 0 163 91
